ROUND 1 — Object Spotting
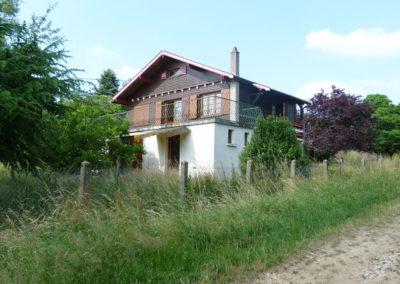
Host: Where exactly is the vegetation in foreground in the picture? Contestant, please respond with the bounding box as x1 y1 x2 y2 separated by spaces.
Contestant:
0 154 399 283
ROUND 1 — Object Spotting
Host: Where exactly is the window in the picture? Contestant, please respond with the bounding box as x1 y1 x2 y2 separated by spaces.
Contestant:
228 129 233 144
162 99 182 123
168 68 180 78
202 95 208 115
161 66 187 80
244 132 249 146
201 93 222 116
216 93 222 114
174 100 182 120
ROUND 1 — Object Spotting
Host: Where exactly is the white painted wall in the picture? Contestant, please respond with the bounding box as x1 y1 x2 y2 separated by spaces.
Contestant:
141 122 252 178
214 124 252 178
142 134 168 172
180 123 215 175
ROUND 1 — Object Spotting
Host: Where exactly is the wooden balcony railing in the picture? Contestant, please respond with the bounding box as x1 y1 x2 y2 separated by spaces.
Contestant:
114 97 263 129
111 98 305 137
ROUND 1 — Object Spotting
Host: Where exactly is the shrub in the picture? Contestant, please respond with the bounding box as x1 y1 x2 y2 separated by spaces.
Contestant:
239 115 308 171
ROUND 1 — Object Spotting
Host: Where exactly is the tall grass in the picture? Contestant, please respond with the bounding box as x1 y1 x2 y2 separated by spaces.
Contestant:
0 157 400 283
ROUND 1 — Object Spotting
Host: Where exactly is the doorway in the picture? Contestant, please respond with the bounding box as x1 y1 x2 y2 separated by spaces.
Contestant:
168 135 180 169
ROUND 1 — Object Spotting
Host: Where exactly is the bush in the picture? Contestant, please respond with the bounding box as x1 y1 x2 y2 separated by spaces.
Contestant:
239 115 308 172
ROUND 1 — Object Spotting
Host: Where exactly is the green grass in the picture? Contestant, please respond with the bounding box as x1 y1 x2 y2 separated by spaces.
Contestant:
0 158 400 283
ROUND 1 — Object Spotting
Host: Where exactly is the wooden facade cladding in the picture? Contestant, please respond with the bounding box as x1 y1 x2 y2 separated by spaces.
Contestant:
125 89 232 128
126 61 226 109
121 59 234 128
221 89 230 115
189 95 197 119
155 102 162 125
132 104 149 127
182 96 190 121
117 53 307 131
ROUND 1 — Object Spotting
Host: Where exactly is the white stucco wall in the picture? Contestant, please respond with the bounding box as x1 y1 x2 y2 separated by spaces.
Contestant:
214 124 252 178
140 122 252 178
142 134 168 172
180 123 215 175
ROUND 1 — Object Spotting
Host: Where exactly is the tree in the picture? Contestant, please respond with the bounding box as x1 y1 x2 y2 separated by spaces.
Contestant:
365 94 400 155
41 95 144 169
96 69 120 97
0 4 77 171
239 115 307 170
305 86 376 159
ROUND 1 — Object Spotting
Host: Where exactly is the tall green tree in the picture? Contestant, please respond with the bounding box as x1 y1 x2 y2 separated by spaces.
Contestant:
365 94 400 155
0 3 77 171
96 68 120 97
41 96 143 169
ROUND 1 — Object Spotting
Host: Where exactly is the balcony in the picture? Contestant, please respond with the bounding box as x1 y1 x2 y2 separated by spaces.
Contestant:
113 97 263 132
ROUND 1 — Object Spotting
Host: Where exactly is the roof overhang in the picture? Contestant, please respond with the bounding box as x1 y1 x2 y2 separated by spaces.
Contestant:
112 50 309 106
253 83 270 92
112 51 234 103
133 126 191 138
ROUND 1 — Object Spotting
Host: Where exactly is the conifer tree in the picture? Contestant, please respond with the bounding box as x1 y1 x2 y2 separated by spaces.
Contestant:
96 69 120 97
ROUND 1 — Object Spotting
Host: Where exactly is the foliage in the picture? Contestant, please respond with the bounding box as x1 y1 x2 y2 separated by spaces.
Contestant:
0 158 399 282
0 3 78 171
240 115 307 170
305 86 376 160
0 4 136 171
96 68 120 97
41 95 144 169
364 94 400 155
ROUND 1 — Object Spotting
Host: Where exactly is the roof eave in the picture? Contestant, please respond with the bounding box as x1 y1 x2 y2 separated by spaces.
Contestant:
112 50 234 103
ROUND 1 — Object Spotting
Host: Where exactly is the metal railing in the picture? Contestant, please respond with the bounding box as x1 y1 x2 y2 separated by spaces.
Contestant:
113 97 263 130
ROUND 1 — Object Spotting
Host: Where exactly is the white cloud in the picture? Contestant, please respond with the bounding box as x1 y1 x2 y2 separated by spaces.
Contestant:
116 66 139 80
295 80 361 101
89 44 117 56
306 28 400 58
295 79 400 103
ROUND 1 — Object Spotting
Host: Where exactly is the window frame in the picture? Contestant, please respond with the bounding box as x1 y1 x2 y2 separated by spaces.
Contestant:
161 65 187 80
228 129 233 144
244 132 249 146
161 99 183 124
200 92 222 118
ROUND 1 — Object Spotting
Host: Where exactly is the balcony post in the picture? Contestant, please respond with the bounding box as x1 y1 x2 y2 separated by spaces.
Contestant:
300 104 305 145
230 80 240 123
283 103 286 118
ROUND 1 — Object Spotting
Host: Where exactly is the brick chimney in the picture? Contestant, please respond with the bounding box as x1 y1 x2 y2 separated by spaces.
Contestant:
230 47 239 76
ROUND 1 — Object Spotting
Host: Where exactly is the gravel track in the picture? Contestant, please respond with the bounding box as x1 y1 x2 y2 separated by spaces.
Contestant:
250 214 400 284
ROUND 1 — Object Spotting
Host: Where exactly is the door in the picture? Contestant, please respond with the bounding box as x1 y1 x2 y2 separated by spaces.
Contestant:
168 135 180 169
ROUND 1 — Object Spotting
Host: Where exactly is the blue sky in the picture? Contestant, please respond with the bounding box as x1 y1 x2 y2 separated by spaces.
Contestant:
19 0 400 103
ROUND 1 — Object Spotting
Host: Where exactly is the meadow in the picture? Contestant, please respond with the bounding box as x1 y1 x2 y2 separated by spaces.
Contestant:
0 152 399 283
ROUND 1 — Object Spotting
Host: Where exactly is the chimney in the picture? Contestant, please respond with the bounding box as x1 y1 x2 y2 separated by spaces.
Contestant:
230 47 239 76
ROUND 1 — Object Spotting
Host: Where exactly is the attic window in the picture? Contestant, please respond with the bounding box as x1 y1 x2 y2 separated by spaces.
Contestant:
161 66 187 80
168 68 180 78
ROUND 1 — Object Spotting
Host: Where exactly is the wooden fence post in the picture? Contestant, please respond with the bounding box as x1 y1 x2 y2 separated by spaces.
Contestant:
80 161 90 203
180 161 188 202
361 158 365 170
290 160 296 178
323 159 328 180
246 159 254 184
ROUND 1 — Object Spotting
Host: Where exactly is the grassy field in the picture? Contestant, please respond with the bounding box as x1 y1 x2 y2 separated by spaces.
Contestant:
0 154 399 283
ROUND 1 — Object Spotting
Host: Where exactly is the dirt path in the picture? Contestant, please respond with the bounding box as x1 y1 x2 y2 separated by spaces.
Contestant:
250 214 400 284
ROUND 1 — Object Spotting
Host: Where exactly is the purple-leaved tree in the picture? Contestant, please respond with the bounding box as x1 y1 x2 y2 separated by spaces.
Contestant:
305 86 376 159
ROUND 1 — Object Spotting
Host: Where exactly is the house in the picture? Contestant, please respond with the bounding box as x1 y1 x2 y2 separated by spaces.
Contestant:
112 48 308 176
